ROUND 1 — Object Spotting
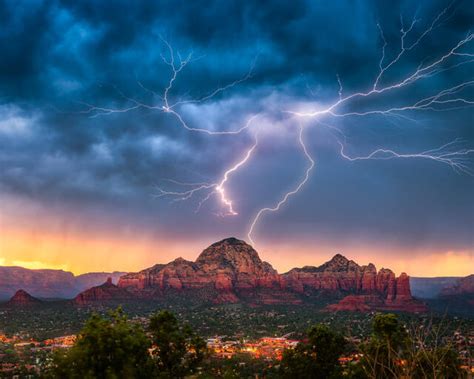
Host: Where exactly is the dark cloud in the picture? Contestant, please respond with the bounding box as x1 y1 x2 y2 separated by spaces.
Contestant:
0 0 473 252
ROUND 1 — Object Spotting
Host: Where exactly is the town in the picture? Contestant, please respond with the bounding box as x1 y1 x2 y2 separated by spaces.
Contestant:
1 322 473 377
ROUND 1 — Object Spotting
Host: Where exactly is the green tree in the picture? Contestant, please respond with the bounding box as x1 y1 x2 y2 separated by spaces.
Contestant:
48 308 153 379
372 313 407 348
279 324 346 379
149 310 207 378
359 313 408 378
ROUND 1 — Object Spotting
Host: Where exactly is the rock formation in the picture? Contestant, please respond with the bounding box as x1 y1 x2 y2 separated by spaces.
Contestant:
118 238 295 304
115 237 425 311
74 278 133 305
326 295 384 312
280 253 426 312
6 289 42 306
74 272 127 292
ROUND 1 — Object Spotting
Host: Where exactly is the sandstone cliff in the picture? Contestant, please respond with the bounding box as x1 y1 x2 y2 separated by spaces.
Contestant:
118 238 294 304
114 238 424 311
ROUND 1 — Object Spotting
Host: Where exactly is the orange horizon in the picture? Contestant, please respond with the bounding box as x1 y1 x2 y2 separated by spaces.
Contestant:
1 226 472 278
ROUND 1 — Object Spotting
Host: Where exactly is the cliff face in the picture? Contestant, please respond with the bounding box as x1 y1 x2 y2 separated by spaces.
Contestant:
118 264 166 290
282 255 386 293
74 278 133 305
281 254 425 312
327 272 427 313
282 254 361 292
115 238 425 312
118 238 288 304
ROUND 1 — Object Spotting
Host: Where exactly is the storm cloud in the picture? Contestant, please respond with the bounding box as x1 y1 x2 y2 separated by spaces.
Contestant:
0 0 473 270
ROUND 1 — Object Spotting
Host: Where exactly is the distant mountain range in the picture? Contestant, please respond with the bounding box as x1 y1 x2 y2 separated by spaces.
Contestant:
410 277 461 298
1 238 472 314
0 266 125 300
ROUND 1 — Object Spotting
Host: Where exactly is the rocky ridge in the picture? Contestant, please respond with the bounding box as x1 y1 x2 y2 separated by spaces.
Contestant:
112 238 425 312
440 274 474 296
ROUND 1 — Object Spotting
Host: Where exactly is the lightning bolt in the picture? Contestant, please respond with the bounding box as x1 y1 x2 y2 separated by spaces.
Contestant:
247 124 314 245
286 5 473 120
155 134 259 216
246 5 474 245
80 36 258 136
338 139 474 176
215 139 258 215
77 5 474 247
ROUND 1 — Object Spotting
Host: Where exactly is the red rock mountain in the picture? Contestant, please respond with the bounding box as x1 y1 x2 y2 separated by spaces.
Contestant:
74 278 133 305
118 238 292 304
326 272 427 313
281 253 425 312
7 289 42 306
109 238 426 311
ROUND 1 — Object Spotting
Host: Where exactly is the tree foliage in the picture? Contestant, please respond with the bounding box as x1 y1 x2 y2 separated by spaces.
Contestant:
45 309 466 379
359 313 408 378
279 324 346 379
149 310 207 378
47 308 206 379
48 308 153 379
358 313 466 379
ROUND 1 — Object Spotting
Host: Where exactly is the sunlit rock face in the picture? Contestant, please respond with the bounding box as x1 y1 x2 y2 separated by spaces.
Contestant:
118 238 281 295
281 253 426 312
111 238 426 311
195 238 282 290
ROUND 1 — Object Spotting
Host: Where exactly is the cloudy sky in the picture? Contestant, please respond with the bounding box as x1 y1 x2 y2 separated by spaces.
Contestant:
1 0 473 276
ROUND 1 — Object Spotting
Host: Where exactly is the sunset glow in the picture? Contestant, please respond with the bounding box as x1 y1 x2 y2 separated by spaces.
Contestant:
0 0 472 279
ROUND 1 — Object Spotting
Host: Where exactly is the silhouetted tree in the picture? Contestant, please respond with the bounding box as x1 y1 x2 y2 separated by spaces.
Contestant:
149 310 207 378
279 324 346 378
48 308 154 379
